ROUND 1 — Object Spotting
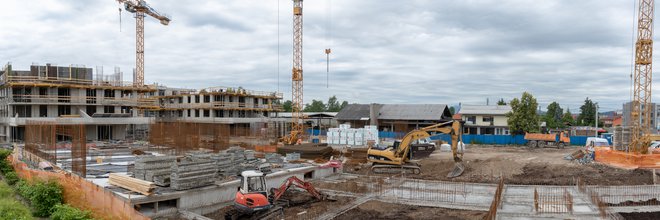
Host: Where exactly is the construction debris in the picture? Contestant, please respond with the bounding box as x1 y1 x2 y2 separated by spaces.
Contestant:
109 173 155 196
278 144 333 159
564 149 594 164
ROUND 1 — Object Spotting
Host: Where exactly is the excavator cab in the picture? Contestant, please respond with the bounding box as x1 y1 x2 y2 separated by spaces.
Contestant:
234 171 272 214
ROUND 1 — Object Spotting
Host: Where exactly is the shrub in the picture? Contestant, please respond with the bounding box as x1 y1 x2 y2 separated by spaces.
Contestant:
28 181 63 217
15 180 32 199
0 161 11 174
51 204 93 220
0 149 11 160
4 171 18 185
0 198 33 220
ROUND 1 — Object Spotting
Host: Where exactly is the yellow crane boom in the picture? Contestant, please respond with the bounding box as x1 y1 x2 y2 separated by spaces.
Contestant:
116 0 170 87
630 0 654 154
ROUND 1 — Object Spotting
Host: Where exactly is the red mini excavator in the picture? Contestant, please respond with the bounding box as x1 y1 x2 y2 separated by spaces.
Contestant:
225 170 327 220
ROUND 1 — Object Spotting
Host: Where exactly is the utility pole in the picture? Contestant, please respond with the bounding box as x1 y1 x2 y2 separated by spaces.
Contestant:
595 103 599 137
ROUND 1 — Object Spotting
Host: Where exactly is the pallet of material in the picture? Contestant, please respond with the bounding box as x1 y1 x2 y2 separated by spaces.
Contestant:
108 173 155 196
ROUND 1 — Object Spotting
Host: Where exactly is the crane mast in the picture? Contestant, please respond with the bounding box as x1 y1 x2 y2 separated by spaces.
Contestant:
289 0 304 144
116 0 170 87
630 0 655 154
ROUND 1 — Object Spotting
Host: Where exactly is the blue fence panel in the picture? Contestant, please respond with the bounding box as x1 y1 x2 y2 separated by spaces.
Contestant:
428 134 527 145
570 136 589 146
305 129 326 136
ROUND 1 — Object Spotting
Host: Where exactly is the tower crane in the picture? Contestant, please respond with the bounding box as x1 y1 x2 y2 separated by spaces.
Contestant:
116 0 170 87
282 0 305 145
629 0 655 154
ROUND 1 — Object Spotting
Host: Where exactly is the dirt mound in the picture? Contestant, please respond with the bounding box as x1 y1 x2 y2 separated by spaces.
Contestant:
509 163 652 185
336 200 486 220
619 212 660 220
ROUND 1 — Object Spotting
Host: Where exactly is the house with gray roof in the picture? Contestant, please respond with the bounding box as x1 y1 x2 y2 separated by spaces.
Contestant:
457 105 512 135
335 104 452 132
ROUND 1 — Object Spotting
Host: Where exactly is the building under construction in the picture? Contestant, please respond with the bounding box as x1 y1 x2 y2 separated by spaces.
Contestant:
0 63 156 142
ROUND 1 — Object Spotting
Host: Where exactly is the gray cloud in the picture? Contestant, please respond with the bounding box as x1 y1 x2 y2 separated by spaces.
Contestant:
0 0 649 112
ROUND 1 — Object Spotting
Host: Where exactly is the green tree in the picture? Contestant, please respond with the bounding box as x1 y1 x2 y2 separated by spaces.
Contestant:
506 92 540 134
497 98 507 105
51 204 93 220
326 96 342 112
544 102 564 129
304 100 326 112
562 109 575 127
340 101 348 110
282 100 292 112
577 98 597 126
449 106 456 115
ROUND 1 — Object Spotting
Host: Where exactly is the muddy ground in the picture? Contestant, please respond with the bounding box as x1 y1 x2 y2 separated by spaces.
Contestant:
619 212 660 220
345 145 653 185
335 200 486 220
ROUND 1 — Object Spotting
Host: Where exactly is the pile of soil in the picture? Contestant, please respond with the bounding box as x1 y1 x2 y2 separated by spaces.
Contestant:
313 180 368 194
619 212 660 220
335 200 486 220
508 163 652 185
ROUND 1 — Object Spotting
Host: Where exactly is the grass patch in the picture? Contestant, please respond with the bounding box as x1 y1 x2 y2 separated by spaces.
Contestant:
0 178 33 220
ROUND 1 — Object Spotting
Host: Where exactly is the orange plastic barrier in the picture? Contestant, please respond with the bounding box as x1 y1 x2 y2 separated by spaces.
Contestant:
254 145 277 153
594 147 660 169
10 157 149 220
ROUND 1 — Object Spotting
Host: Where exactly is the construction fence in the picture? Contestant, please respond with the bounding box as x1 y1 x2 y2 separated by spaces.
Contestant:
10 151 149 220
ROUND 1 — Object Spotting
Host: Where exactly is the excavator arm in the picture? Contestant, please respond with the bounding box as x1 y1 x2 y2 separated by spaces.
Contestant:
368 120 465 177
270 176 323 203
394 120 464 163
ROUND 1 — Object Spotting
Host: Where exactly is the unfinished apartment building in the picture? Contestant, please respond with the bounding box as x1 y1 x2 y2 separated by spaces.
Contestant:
0 63 155 142
149 86 284 139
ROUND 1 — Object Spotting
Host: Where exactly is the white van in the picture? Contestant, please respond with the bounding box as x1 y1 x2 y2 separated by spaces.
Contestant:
585 137 610 151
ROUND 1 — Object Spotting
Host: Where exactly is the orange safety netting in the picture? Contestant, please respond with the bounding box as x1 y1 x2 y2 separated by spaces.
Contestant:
9 155 149 220
594 147 660 169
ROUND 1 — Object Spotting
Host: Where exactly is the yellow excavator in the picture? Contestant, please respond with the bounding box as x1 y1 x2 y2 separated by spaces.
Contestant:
366 120 465 178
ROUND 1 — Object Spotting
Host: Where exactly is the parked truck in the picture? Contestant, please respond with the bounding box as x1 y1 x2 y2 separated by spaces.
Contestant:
524 131 570 148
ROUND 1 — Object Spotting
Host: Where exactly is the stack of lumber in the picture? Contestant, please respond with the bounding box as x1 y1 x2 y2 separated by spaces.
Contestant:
109 173 155 196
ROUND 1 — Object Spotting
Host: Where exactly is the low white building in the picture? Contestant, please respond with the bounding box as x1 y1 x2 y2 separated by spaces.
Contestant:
458 105 511 135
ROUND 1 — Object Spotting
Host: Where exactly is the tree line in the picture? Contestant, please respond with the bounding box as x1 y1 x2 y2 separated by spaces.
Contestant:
280 95 349 112
504 92 600 134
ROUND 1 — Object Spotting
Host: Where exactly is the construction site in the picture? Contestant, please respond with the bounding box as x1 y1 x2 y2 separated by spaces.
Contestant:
3 0 660 220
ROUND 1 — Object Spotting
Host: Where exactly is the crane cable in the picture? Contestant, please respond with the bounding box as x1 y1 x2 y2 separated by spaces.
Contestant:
325 0 332 88
277 0 280 92
630 0 637 103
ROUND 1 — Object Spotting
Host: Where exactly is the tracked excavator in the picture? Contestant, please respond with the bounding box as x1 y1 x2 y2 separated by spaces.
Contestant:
367 120 465 178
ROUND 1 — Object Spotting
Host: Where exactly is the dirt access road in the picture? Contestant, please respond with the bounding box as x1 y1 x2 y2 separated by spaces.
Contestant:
346 145 653 185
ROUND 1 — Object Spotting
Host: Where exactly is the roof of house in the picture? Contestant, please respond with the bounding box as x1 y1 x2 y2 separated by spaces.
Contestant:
378 104 451 120
277 112 338 118
335 104 452 121
458 105 511 115
334 104 370 120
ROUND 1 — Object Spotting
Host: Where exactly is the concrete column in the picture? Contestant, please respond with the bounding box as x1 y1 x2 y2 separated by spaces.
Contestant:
369 103 380 126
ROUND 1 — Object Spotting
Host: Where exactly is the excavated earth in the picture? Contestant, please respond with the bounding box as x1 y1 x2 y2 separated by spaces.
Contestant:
344 145 653 185
335 200 486 220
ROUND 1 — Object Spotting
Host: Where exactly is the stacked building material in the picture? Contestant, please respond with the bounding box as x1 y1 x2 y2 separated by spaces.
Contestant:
286 153 301 161
265 153 284 164
133 155 176 186
242 150 260 172
170 157 218 190
212 153 235 177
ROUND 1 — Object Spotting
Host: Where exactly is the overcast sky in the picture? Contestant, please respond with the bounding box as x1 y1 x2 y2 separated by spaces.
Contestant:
0 0 650 112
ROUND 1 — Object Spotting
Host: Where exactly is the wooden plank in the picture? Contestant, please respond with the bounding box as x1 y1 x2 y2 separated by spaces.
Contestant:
109 173 155 196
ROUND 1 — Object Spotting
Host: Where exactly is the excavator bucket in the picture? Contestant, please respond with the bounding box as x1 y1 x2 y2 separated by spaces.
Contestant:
447 162 465 178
